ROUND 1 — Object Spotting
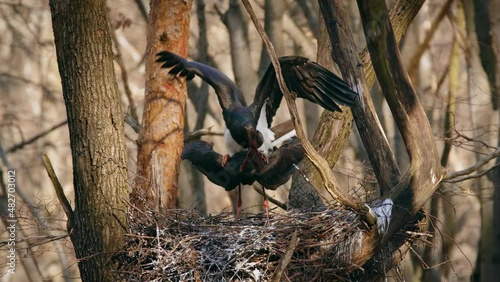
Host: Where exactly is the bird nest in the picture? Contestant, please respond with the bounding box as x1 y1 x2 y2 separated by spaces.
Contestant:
113 203 426 282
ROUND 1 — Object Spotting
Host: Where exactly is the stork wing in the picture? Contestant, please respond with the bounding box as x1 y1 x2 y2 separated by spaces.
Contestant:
182 140 240 191
251 56 358 125
256 137 305 190
156 51 246 111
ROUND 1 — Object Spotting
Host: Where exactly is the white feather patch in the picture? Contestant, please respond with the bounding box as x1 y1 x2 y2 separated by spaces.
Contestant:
256 107 275 155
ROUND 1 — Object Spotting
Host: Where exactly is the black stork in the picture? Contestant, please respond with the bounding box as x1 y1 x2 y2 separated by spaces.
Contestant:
156 51 358 171
182 137 305 220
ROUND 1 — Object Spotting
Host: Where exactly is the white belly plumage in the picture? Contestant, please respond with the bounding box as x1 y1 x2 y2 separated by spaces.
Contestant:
224 107 276 156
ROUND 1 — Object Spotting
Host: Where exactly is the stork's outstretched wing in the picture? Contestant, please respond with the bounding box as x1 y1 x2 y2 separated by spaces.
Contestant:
251 56 358 125
182 138 304 191
156 51 246 111
256 137 304 189
182 140 240 191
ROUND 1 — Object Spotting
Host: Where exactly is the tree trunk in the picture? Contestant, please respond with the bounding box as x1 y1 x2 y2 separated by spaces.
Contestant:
219 0 259 102
290 0 424 208
485 0 500 279
258 0 284 75
49 0 128 280
134 0 193 212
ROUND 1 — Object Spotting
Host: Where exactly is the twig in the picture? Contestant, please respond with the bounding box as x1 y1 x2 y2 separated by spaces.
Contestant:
252 184 287 210
108 10 139 122
42 154 74 232
270 230 300 282
134 0 148 22
446 162 500 183
407 0 454 78
241 0 367 219
0 144 42 220
184 126 224 143
440 24 459 167
445 147 500 182
6 120 67 153
124 113 141 133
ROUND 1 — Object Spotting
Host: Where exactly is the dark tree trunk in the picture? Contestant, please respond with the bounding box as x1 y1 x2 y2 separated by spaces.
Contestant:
49 0 129 280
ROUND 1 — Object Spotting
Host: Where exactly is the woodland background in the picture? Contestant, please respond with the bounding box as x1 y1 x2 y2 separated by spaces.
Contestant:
0 0 499 281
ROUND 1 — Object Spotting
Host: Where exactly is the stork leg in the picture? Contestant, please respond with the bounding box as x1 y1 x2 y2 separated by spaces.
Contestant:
221 154 230 167
262 185 270 225
235 184 242 221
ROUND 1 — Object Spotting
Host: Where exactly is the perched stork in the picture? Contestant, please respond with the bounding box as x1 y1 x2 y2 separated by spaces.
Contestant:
156 51 358 171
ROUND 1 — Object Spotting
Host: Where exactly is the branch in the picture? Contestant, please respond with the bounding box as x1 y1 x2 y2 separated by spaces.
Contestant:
241 0 371 221
270 230 300 282
441 23 460 167
134 0 148 22
42 153 74 232
357 0 445 243
445 147 500 182
5 120 67 153
183 126 223 143
296 0 319 37
361 0 426 88
252 184 287 210
407 0 454 78
124 113 141 133
108 11 139 122
319 0 401 196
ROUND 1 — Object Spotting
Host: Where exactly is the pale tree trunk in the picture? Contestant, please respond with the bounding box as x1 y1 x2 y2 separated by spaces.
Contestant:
258 0 284 75
218 0 258 102
296 0 319 37
49 0 129 280
134 0 193 212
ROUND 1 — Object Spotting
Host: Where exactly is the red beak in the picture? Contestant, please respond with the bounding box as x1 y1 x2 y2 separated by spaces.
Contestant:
240 141 258 172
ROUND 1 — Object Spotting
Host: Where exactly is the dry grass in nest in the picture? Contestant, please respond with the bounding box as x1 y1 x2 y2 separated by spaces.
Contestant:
113 204 425 281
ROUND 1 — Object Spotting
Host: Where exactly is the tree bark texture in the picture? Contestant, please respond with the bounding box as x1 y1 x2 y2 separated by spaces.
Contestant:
357 0 445 241
49 0 129 280
290 0 424 209
318 0 401 197
135 0 193 212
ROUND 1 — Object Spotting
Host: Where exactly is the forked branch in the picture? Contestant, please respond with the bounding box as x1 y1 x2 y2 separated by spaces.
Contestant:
241 0 372 221
357 0 446 243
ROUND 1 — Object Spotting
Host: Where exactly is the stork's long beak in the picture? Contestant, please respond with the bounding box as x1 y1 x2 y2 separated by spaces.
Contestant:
240 140 259 172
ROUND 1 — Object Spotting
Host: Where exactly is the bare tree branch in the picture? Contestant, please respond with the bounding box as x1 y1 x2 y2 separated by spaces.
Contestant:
108 11 139 122
407 0 454 78
241 0 371 219
6 120 67 153
252 184 287 210
270 231 299 282
360 0 426 88
42 154 74 232
445 147 500 182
